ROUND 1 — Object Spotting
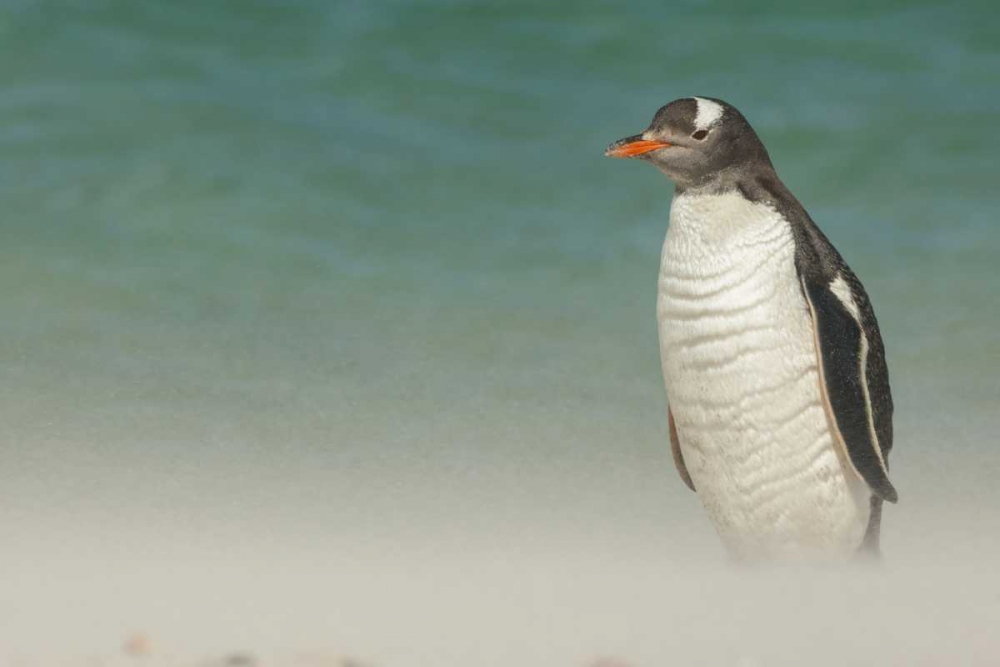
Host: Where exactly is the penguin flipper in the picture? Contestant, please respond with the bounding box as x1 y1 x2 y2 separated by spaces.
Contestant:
668 407 696 492
800 275 898 503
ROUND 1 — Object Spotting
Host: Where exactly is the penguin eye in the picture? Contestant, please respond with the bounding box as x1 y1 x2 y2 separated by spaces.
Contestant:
692 129 709 140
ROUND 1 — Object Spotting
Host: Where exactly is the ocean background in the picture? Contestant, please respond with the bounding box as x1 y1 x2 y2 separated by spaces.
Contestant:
1 0 998 664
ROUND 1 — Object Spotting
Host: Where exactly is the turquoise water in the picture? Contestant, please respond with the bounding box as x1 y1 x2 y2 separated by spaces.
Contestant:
1 1 999 663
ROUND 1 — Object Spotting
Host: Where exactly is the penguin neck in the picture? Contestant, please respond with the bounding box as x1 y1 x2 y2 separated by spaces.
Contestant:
673 161 778 198
667 182 790 250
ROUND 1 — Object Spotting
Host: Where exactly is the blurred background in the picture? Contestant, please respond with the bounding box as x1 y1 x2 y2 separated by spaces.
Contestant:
1 0 998 665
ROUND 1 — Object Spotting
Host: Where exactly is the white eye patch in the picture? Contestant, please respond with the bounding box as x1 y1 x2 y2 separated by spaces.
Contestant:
693 97 724 131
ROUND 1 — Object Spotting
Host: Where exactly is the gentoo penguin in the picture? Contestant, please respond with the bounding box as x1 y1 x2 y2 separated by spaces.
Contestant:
606 97 897 560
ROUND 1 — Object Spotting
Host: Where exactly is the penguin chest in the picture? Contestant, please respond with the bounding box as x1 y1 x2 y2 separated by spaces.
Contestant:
657 192 870 559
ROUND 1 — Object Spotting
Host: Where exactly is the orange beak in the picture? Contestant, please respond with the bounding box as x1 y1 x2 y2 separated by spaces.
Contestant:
605 134 671 158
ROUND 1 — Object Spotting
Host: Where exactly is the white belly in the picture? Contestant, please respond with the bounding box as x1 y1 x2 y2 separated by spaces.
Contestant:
658 191 870 560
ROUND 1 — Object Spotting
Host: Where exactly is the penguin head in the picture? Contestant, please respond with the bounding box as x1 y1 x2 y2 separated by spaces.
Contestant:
606 97 772 189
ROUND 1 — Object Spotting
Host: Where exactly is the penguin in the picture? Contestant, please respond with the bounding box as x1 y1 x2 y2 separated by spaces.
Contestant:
606 97 897 560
